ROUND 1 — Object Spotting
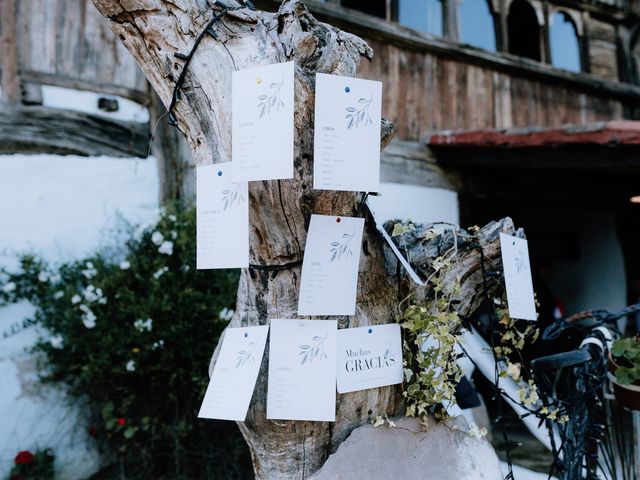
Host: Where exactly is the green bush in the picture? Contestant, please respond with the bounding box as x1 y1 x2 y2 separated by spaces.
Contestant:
1 208 253 479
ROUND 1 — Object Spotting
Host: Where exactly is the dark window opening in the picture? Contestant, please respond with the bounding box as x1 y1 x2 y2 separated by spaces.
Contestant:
397 0 443 36
341 0 386 19
507 0 541 61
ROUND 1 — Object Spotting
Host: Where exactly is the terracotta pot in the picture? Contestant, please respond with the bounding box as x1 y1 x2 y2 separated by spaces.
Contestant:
608 353 640 410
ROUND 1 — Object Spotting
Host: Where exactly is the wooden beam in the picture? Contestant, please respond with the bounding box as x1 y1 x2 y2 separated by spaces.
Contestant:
0 105 149 158
381 139 462 191
1 0 20 105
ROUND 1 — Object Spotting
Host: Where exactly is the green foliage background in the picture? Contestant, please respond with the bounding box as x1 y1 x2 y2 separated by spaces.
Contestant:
1 208 253 479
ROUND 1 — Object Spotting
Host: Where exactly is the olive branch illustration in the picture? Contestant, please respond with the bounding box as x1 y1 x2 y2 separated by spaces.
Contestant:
330 231 355 262
345 94 373 129
236 341 257 368
257 75 285 118
222 182 245 211
515 249 526 274
299 331 328 366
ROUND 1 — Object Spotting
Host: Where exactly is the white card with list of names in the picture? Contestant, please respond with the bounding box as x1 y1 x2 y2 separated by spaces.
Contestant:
297 215 365 316
232 61 295 182
313 73 382 192
267 319 337 422
196 163 249 269
337 323 403 394
198 325 269 421
500 233 537 321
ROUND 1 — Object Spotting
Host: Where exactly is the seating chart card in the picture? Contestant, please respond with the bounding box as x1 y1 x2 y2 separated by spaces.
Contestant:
232 61 295 181
196 163 249 269
198 325 269 421
500 233 537 321
313 73 382 192
267 319 338 422
298 215 365 316
337 323 403 394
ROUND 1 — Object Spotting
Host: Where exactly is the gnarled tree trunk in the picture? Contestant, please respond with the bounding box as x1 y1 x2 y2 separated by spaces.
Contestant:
91 1 514 477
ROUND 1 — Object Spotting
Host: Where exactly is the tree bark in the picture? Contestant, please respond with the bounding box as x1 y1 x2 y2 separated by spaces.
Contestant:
1 0 20 105
90 1 515 478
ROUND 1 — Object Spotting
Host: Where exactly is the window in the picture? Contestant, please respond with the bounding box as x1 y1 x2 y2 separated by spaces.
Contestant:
507 0 542 61
550 11 581 72
459 0 497 52
397 0 443 36
341 0 386 19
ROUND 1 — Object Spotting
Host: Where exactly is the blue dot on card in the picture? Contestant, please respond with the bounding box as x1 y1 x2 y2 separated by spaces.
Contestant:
368 328 372 334
345 86 350 93
217 170 222 176
244 332 248 337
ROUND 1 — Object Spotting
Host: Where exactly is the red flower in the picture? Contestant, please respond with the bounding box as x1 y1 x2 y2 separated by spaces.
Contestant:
88 426 99 438
117 417 126 426
14 450 34 465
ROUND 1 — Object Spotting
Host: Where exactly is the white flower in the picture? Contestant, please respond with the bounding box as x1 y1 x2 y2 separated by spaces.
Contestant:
50 334 64 349
38 271 50 283
133 318 153 332
170 230 178 239
151 231 164 246
153 266 169 279
158 241 174 256
168 215 177 222
467 423 488 440
134 223 149 241
126 360 136 372
50 274 61 283
152 339 165 350
82 267 97 279
53 291 64 300
181 265 190 272
505 362 521 380
218 307 234 321
119 261 131 270
71 294 82 305
2 282 16 294
80 305 97 329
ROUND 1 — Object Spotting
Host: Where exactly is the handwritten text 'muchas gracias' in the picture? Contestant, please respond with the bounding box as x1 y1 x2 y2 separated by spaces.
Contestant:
344 348 395 372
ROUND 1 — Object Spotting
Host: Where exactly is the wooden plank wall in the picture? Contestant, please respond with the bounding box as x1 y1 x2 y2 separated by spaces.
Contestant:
358 40 625 142
14 0 147 99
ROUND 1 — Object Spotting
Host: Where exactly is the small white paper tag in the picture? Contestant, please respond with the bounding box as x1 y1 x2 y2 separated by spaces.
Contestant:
196 163 249 269
198 325 269 421
337 324 403 394
313 73 382 192
500 233 537 321
267 319 338 421
232 61 295 181
367 200 425 286
298 215 365 316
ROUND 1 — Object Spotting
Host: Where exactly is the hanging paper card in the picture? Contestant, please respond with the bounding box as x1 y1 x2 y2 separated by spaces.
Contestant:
298 215 365 316
196 163 249 269
313 73 382 192
232 61 295 181
367 199 425 286
500 233 537 321
198 325 269 421
267 318 337 421
337 324 403 394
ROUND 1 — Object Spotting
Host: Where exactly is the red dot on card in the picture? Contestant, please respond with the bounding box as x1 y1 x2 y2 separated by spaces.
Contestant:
336 217 341 223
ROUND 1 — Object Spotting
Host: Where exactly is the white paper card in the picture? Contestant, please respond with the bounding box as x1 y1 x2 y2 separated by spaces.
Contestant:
232 61 294 181
314 73 382 192
337 324 403 393
500 233 537 321
198 325 269 421
267 319 337 421
367 200 425 286
196 163 249 269
298 215 365 316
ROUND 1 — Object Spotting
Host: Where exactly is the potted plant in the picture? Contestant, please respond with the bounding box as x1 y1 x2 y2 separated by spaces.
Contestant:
609 337 640 410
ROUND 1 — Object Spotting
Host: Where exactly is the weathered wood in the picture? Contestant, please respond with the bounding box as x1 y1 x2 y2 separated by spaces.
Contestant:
380 139 462 191
0 105 149 157
1 0 20 104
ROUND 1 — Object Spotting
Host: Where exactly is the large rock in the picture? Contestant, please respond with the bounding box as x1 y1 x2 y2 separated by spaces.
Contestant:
311 416 502 480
